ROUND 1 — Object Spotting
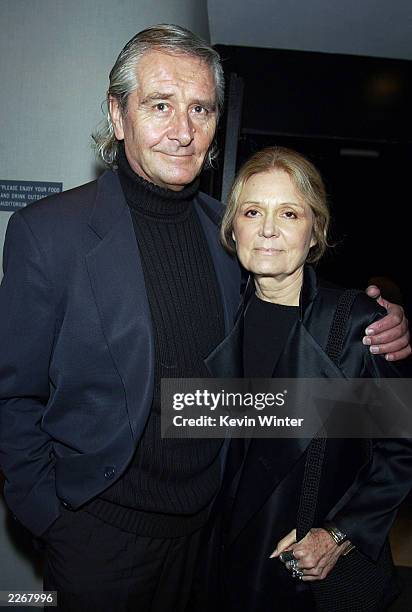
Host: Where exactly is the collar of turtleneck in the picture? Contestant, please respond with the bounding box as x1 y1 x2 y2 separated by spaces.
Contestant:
116 145 200 221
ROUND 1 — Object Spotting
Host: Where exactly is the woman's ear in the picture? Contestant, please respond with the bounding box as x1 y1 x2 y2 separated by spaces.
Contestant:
309 215 318 250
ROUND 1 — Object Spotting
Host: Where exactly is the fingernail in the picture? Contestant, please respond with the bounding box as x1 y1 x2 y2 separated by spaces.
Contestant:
386 354 394 361
365 328 374 336
269 552 276 558
370 346 380 354
363 337 371 346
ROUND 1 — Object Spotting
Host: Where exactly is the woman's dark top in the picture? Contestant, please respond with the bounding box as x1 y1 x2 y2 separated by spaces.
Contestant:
241 292 314 610
243 293 298 377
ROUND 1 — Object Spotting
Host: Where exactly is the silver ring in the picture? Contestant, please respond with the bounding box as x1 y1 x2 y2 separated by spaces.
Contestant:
292 568 304 579
286 558 299 571
279 550 297 564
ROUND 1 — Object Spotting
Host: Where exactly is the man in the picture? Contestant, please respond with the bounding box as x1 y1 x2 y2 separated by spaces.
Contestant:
0 24 409 611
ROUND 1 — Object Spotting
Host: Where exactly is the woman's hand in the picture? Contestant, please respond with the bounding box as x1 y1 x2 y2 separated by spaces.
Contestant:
364 286 410 361
271 528 351 581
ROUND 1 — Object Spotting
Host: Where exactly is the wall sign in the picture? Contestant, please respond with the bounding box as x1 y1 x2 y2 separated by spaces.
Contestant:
0 180 63 212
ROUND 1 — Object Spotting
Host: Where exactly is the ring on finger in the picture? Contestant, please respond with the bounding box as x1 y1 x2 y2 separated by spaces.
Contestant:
286 558 299 572
279 551 297 564
292 568 304 579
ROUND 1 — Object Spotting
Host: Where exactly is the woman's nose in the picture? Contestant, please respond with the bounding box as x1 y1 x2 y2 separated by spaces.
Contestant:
259 215 279 238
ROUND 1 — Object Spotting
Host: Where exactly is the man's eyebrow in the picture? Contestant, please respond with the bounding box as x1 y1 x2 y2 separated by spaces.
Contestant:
140 92 216 111
140 92 174 105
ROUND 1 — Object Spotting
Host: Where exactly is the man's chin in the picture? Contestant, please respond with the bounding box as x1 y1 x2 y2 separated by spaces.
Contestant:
157 168 200 191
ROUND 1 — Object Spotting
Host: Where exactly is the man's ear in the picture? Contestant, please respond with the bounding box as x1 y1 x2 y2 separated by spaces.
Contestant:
109 96 125 141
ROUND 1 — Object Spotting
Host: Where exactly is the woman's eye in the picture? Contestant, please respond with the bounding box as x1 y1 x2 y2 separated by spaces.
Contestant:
245 209 260 218
283 210 297 219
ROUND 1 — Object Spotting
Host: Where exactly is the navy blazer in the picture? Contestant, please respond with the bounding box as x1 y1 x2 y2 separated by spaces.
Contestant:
0 170 241 536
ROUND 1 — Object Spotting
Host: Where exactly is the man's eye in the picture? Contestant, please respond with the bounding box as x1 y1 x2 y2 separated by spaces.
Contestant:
155 103 169 112
193 105 208 114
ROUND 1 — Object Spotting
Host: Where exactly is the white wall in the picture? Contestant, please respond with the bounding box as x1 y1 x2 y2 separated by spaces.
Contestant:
0 0 209 595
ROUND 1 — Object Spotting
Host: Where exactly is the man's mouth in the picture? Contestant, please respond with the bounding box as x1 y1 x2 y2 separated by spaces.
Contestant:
158 152 194 158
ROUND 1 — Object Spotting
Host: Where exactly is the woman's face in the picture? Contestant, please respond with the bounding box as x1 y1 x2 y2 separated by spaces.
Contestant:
232 170 316 280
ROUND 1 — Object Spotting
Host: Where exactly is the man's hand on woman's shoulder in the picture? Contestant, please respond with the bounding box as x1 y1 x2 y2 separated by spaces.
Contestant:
363 285 410 362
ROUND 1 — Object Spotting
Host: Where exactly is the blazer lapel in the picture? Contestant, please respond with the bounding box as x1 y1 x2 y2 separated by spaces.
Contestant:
204 275 255 378
85 171 154 441
195 194 241 334
204 315 243 378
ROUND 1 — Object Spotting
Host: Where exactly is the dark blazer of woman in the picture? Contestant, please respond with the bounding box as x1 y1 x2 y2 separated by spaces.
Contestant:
204 265 412 612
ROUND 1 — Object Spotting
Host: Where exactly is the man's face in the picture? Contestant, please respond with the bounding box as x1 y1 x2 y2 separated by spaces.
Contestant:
110 50 218 191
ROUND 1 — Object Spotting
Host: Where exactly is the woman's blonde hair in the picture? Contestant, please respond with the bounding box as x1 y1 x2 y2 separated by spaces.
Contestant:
221 146 330 263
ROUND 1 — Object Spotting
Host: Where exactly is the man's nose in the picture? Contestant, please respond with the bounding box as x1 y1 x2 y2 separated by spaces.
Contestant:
168 111 194 146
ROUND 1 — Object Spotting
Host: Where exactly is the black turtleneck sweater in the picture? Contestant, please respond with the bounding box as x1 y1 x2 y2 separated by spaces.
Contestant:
86 149 225 537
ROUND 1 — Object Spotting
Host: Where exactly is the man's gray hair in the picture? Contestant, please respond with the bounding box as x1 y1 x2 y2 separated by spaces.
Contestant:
92 24 224 168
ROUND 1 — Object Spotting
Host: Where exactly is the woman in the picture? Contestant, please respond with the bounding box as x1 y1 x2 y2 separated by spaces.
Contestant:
204 147 412 611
